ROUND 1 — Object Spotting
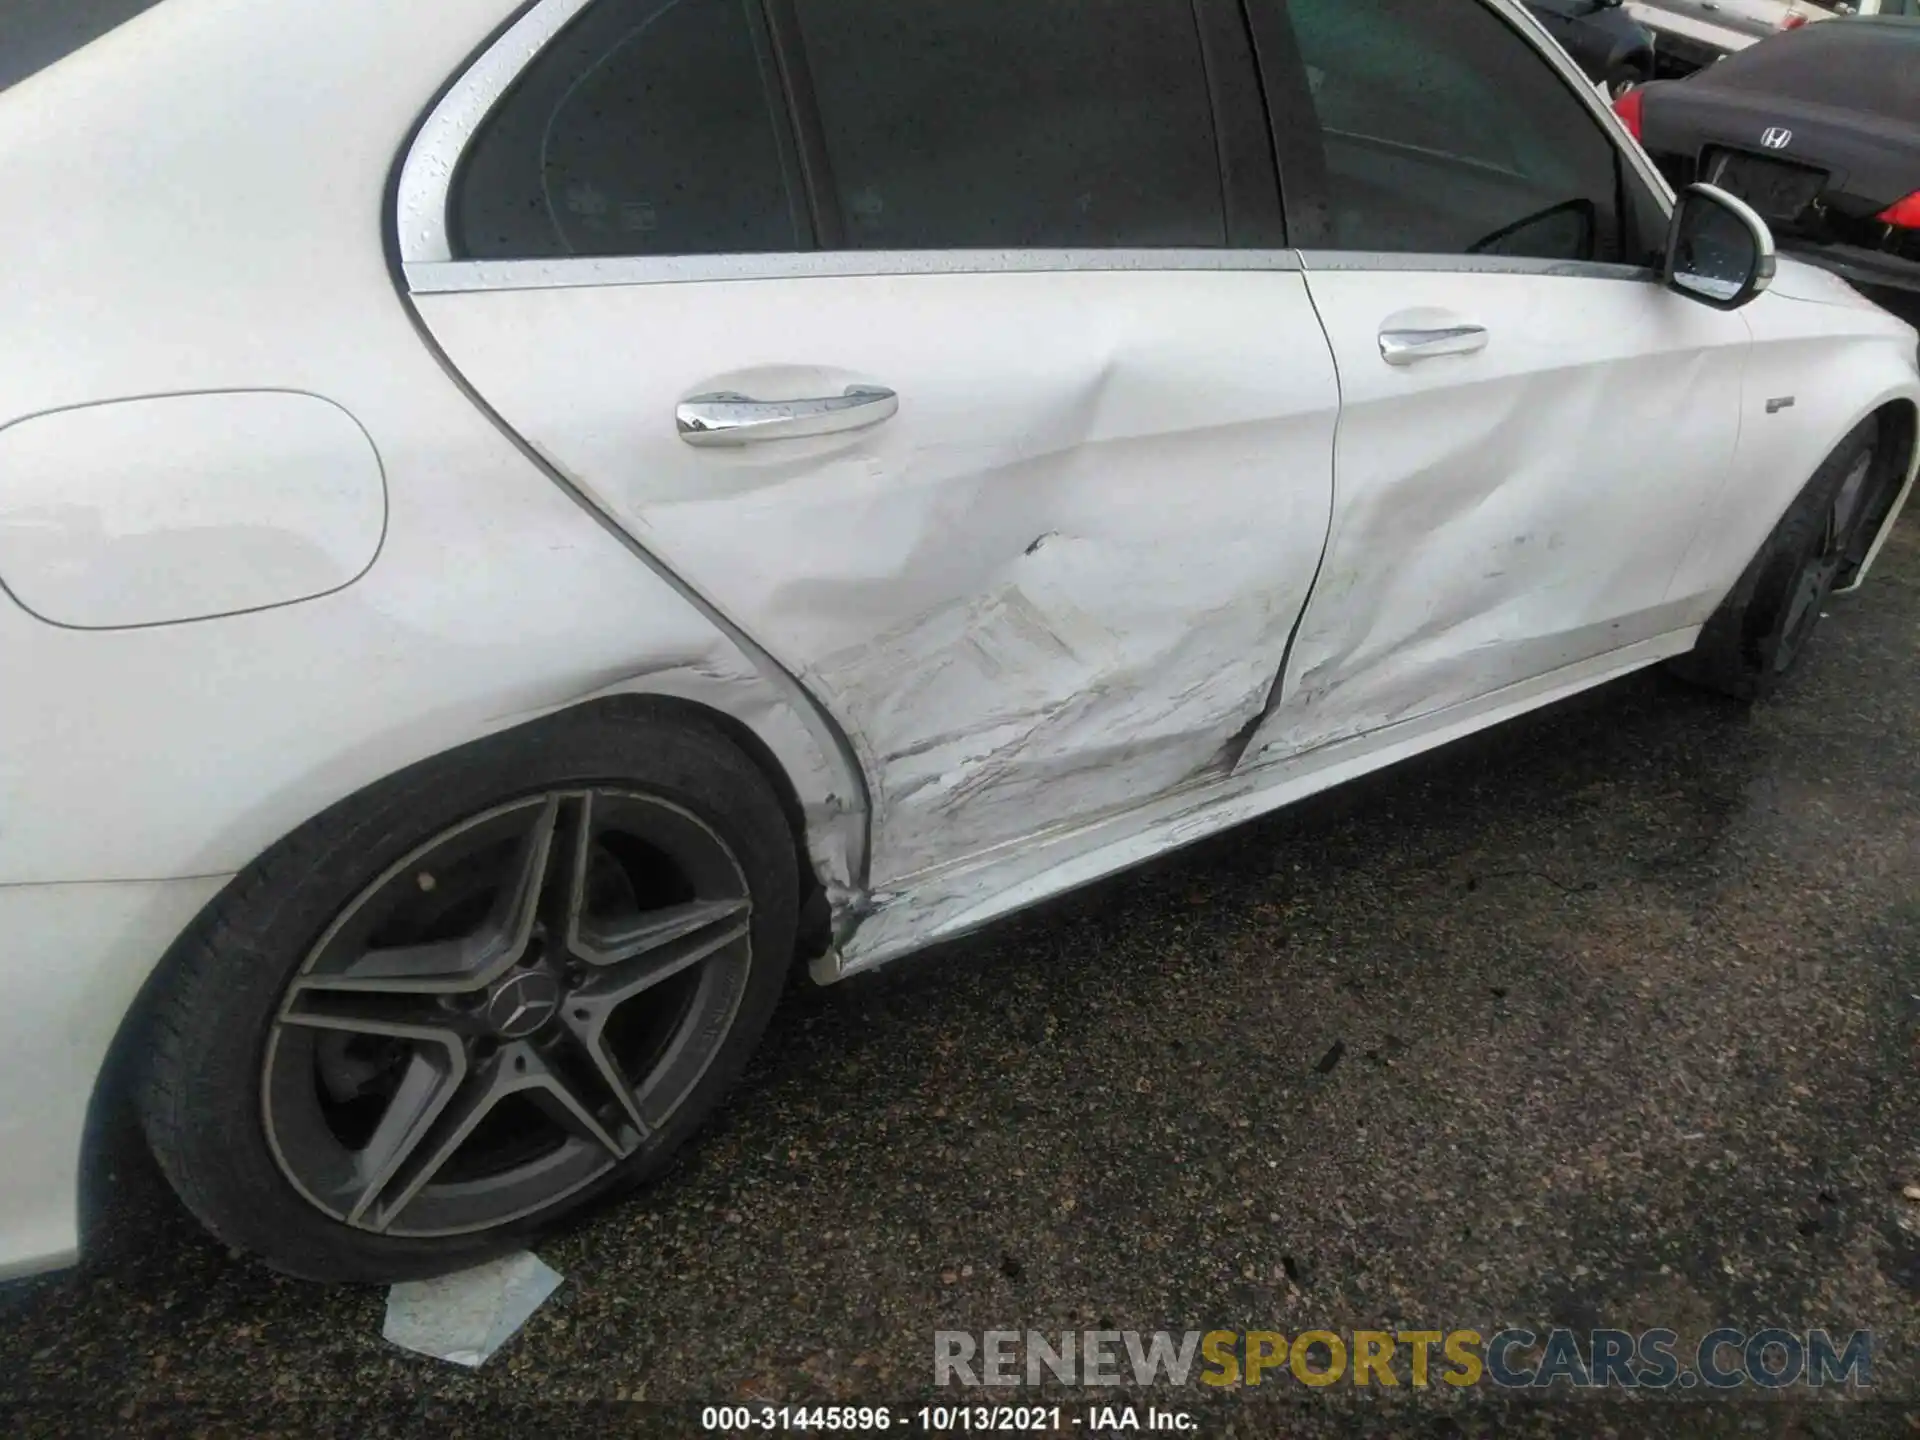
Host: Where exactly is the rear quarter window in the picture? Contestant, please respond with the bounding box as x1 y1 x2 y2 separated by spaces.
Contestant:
451 0 805 261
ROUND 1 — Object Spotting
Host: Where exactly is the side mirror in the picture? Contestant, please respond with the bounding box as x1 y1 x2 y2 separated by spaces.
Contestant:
1664 183 1777 310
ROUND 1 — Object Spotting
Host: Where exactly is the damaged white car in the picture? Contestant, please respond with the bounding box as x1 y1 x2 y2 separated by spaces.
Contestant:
2 0 1916 1284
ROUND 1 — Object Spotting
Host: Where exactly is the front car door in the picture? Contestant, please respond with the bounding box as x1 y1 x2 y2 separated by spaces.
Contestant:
400 0 1342 892
1239 0 1753 764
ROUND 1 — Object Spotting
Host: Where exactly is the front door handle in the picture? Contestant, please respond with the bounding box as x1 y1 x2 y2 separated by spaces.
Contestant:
1378 325 1489 366
676 385 898 447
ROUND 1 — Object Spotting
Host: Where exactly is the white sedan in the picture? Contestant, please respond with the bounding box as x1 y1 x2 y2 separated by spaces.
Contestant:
2 0 1914 1284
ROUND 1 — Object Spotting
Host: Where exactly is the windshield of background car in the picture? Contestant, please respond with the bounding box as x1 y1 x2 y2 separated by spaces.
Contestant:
1701 21 1920 122
0 0 168 93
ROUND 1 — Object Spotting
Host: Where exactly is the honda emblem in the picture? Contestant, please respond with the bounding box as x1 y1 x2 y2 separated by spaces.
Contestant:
1761 127 1793 150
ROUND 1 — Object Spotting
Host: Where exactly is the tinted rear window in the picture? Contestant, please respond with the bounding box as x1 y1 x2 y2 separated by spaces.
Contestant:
452 0 1232 259
1701 22 1920 123
792 0 1226 250
0 0 167 92
452 0 804 260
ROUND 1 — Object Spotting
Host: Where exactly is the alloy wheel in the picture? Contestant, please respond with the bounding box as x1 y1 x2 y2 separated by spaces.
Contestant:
260 789 752 1238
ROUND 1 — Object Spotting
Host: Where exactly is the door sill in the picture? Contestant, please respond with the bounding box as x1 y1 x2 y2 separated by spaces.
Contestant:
817 628 1699 981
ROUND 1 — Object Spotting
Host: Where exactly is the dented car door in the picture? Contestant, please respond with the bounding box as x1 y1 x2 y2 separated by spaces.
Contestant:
1240 0 1748 764
406 0 1339 890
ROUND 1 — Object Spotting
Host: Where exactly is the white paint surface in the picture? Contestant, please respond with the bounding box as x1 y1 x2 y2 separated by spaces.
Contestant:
0 0 865 1276
1669 273 1920 604
417 270 1342 887
1248 267 1750 763
0 391 385 628
0 0 862 894
0 876 229 1280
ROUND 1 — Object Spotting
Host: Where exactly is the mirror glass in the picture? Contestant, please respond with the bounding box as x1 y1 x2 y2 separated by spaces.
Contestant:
1668 191 1762 305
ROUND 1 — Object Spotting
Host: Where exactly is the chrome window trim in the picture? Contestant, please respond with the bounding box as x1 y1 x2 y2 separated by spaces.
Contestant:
396 0 1676 283
1482 0 1676 215
405 248 1306 294
1298 252 1655 282
398 0 598 266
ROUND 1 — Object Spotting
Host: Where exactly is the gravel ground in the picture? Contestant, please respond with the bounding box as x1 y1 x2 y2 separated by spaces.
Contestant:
2 522 1918 1438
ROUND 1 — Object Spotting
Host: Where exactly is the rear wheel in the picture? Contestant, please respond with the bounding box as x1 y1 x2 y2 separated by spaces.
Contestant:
1672 420 1895 701
137 703 798 1282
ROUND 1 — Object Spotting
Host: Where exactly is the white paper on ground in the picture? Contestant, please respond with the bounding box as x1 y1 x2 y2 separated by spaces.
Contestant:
382 1251 564 1367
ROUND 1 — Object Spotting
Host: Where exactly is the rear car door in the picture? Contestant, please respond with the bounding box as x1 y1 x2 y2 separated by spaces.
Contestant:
401 0 1341 891
1239 0 1753 764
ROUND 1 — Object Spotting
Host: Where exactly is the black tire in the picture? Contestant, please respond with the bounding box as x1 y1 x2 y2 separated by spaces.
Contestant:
1671 419 1887 701
136 700 798 1283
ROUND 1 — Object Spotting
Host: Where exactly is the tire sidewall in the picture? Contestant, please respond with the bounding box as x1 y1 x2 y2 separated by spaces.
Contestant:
1677 419 1882 701
1738 428 1878 687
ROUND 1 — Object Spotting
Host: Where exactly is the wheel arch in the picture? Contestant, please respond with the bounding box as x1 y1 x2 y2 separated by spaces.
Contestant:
76 684 845 1256
1834 397 1919 594
561 691 839 955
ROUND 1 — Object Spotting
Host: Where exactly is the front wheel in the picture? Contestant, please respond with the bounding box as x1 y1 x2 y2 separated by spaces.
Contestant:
1671 420 1894 701
136 702 798 1283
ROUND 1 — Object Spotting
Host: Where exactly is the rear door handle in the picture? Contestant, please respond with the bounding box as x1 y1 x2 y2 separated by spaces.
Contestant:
1378 325 1489 366
676 385 898 447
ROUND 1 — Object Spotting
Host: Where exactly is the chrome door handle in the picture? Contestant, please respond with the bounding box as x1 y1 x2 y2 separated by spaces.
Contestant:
1378 325 1489 366
676 385 898 447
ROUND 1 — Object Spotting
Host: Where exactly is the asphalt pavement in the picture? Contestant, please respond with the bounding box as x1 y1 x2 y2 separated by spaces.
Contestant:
2 522 1917 1438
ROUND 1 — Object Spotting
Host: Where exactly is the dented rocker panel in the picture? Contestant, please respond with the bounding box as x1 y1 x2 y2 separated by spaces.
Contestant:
824 627 1700 977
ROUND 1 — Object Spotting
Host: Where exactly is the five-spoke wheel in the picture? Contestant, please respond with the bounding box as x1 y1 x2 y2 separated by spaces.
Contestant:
1674 416 1902 701
264 789 753 1238
138 704 797 1281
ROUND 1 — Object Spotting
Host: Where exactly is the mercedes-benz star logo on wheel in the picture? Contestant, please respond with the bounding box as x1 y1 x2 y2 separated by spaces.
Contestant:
485 971 561 1039
1762 127 1793 150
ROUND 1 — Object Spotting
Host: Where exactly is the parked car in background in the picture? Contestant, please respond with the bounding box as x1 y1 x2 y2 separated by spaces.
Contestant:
1615 16 1920 300
2 0 1917 1288
1627 0 1832 72
1833 0 1920 16
1527 0 1658 95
